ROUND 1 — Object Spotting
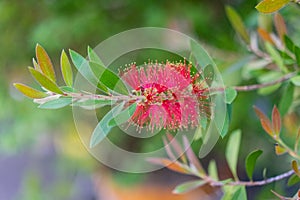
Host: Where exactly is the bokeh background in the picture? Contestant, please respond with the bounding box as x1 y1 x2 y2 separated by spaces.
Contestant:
1 0 300 199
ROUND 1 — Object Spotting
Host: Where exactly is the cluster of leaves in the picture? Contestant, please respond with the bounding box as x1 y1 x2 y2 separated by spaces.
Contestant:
14 44 137 148
148 130 256 199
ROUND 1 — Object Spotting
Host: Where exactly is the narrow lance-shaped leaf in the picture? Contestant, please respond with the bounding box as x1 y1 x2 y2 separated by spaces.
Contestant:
288 174 300 186
13 83 47 99
253 106 274 137
295 46 300 68
292 160 300 177
284 35 295 52
60 50 73 87
36 44 56 82
257 28 274 44
255 0 290 14
245 149 263 181
265 42 288 73
39 98 72 109
183 136 205 175
294 128 300 152
172 180 206 194
28 67 63 94
279 83 294 115
274 13 287 41
89 61 128 95
208 160 219 181
109 103 137 126
32 58 41 71
89 102 124 148
225 6 250 44
69 49 98 87
225 129 242 180
147 158 190 174
272 106 281 137
166 133 187 164
88 46 104 65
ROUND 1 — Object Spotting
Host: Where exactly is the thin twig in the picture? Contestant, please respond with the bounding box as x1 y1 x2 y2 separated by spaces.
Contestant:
210 168 296 187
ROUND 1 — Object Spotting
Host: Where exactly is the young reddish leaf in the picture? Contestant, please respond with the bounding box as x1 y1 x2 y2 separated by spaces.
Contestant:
272 106 281 137
32 58 41 71
166 133 187 164
29 67 63 94
225 6 250 44
254 106 274 137
13 83 47 99
60 50 73 87
147 158 190 174
274 13 287 41
172 180 206 194
183 136 205 175
275 143 287 155
257 28 274 45
36 44 56 82
255 0 290 14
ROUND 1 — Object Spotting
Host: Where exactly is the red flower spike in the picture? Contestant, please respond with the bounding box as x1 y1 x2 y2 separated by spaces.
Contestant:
120 61 211 132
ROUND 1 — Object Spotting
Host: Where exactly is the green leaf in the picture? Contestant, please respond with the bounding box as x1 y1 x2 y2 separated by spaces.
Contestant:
258 83 281 95
245 149 263 181
279 82 294 115
88 46 104 65
69 49 98 86
287 174 300 186
89 62 129 95
13 83 47 99
35 44 56 82
225 87 237 104
109 103 137 126
190 40 214 69
208 160 219 181
38 98 72 109
28 67 63 94
255 0 290 14
295 46 300 67
291 75 300 86
265 42 288 73
172 180 206 194
231 186 247 200
226 129 242 180
73 99 115 109
60 50 73 87
220 104 231 138
89 102 124 148
284 35 295 53
222 186 247 200
225 6 249 44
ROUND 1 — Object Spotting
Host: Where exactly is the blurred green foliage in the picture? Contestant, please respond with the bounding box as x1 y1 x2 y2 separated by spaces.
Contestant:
1 0 300 199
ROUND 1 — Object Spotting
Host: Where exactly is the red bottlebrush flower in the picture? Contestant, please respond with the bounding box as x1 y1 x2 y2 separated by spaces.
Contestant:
120 61 210 131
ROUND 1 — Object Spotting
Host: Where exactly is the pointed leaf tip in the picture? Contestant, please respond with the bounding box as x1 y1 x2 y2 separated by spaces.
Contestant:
253 106 273 137
14 83 47 99
272 106 281 137
60 49 73 87
35 44 56 82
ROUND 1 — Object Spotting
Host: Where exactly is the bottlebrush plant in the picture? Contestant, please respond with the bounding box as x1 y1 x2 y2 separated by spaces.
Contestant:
13 1 300 199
